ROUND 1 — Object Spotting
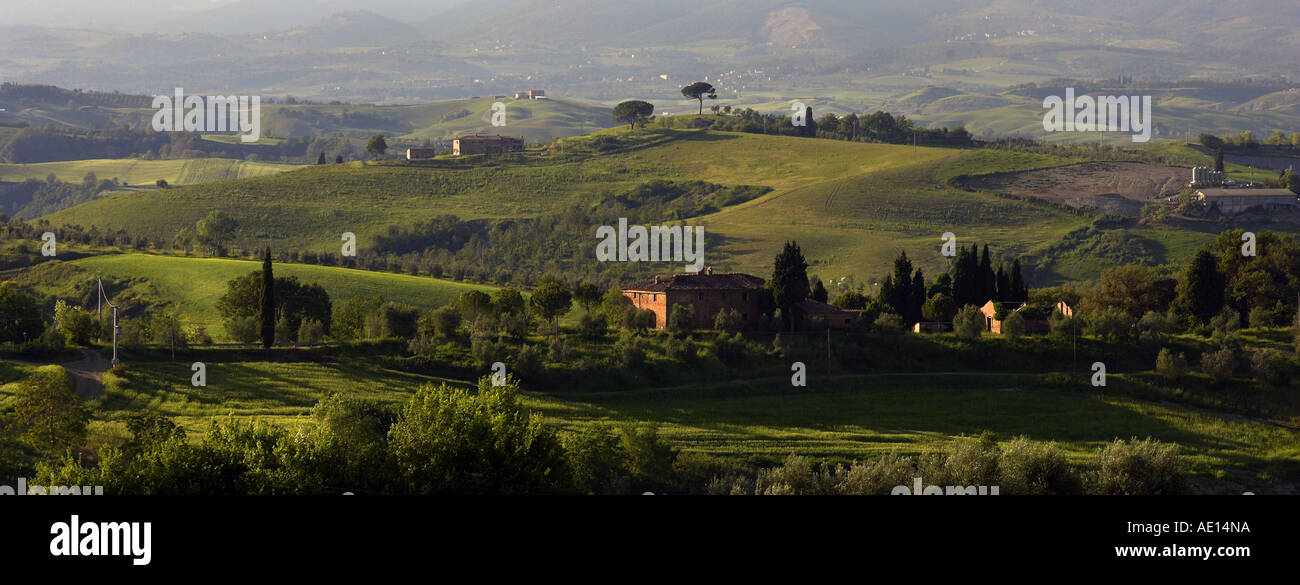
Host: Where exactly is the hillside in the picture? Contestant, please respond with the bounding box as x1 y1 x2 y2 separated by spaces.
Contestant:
0 158 298 186
0 84 617 150
37 127 1276 288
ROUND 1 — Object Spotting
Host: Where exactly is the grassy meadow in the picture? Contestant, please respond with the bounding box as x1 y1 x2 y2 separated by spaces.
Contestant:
75 354 1300 486
21 254 497 336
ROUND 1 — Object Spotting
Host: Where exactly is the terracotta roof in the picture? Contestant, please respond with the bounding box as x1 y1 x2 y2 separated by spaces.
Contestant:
623 272 764 292
456 135 522 142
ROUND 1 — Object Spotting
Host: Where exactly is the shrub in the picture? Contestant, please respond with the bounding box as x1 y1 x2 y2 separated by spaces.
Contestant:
378 302 420 339
620 424 677 491
1089 437 1188 495
614 333 645 368
1209 308 1241 347
297 318 325 344
514 344 543 379
1048 309 1074 341
1155 348 1188 380
714 332 748 366
1248 306 1276 328
667 304 694 338
834 451 916 495
54 300 97 345
953 305 983 340
921 293 956 322
224 316 259 344
755 455 838 495
1201 347 1237 381
579 314 606 340
563 423 629 494
942 435 1000 486
420 307 461 338
713 308 741 332
873 312 906 335
1250 349 1290 387
998 436 1080 495
1001 311 1026 339
1085 306 1132 342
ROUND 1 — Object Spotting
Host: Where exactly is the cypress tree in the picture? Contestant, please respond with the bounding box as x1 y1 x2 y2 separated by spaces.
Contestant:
1177 250 1225 324
952 245 977 307
260 247 275 348
979 244 994 304
995 263 1010 302
771 241 810 330
1009 258 1028 302
886 251 914 317
909 268 926 325
1213 147 1224 173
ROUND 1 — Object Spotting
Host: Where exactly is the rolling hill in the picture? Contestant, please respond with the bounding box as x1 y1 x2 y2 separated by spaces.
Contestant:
15 253 498 337
39 127 1275 289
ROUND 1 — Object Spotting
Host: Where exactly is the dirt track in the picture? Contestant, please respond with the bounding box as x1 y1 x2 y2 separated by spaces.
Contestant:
3 349 110 400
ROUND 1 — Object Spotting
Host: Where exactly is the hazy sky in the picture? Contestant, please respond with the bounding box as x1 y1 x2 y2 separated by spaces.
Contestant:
0 0 470 32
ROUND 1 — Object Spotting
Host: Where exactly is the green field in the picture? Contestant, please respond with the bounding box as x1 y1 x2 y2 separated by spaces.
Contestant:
30 254 497 335
0 157 298 187
80 358 1300 483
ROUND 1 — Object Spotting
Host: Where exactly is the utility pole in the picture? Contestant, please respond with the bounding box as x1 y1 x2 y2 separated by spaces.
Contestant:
826 326 831 377
99 277 120 366
111 305 120 366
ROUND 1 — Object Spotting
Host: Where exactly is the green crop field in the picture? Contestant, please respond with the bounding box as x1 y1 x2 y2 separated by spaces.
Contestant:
0 157 298 186
77 358 1300 481
26 253 497 336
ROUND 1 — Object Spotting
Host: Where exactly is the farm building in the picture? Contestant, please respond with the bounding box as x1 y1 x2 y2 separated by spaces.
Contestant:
514 90 545 100
622 269 765 329
978 301 1051 334
406 148 437 160
791 299 860 330
453 135 524 155
1196 188 1297 214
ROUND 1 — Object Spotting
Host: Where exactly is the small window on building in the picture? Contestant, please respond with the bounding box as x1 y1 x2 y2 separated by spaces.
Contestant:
845 319 851 325
743 292 748 300
721 292 727 300
698 292 703 300
741 313 748 321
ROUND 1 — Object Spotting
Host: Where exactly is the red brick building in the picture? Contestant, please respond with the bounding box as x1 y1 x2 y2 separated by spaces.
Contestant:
622 269 765 329
453 135 524 155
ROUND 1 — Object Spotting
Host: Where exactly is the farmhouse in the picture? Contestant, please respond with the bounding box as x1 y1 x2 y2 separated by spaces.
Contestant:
405 148 437 160
514 90 545 100
453 135 524 155
622 269 765 329
1196 188 1297 214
